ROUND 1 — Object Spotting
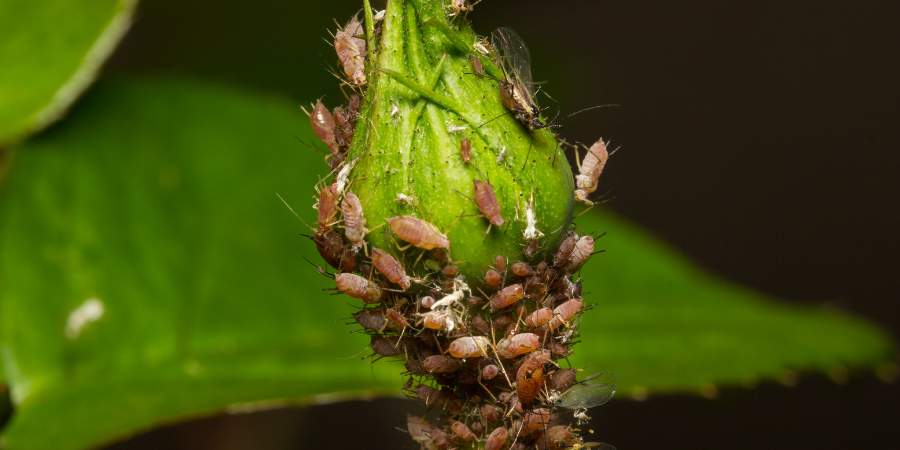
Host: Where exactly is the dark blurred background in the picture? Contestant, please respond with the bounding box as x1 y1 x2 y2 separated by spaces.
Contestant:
103 0 899 448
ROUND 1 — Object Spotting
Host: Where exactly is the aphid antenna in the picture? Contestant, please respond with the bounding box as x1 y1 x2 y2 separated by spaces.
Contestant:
292 135 330 157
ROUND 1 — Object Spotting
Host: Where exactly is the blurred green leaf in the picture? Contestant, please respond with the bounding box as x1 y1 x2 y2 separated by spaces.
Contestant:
0 0 136 146
0 77 893 450
571 210 894 396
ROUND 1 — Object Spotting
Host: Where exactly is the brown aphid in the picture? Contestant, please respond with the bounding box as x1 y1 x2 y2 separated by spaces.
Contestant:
494 255 506 272
497 332 540 358
553 234 578 267
387 216 450 250
415 384 451 410
566 235 594 272
539 425 573 450
347 93 360 121
473 179 504 227
550 341 572 357
441 265 459 276
511 262 533 277
369 336 418 357
549 298 584 330
450 422 475 442
484 269 501 288
310 100 337 153
371 247 410 290
520 409 556 434
485 426 508 450
405 359 427 375
335 273 381 303
407 416 434 444
353 308 400 332
482 364 500 380
525 307 553 328
469 54 485 75
460 138 472 162
490 283 524 311
492 315 511 329
384 308 409 328
308 229 355 272
341 192 368 253
524 239 539 259
316 184 340 231
517 351 551 406
470 421 484 438
448 336 491 358
575 139 609 205
424 355 462 373
481 404 501 423
471 316 490 334
548 368 578 392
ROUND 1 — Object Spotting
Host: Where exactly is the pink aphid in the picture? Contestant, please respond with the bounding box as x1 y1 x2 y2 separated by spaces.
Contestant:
449 336 491 358
565 235 594 272
334 16 367 86
341 191 368 252
497 332 540 359
371 247 410 290
310 100 337 153
387 216 450 250
548 298 584 330
335 273 382 304
473 179 504 227
489 283 524 311
575 139 609 205
525 307 553 328
317 183 340 232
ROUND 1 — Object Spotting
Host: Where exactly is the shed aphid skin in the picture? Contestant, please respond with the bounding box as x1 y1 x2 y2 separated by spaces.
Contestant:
387 216 450 250
574 139 609 205
334 14 367 86
371 247 410 290
523 188 545 239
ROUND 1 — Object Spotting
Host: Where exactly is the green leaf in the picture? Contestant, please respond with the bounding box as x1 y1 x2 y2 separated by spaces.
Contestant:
0 78 403 450
0 0 136 146
0 77 892 449
570 208 895 396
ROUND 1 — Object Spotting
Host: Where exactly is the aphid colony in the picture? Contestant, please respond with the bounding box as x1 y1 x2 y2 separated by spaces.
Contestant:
299 3 618 449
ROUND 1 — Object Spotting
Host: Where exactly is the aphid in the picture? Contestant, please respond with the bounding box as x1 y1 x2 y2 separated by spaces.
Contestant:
485 426 508 450
524 239 539 259
408 416 435 445
424 355 462 373
471 316 490 334
482 364 500 380
575 139 609 205
565 235 594 272
467 296 484 306
450 422 475 442
481 404 501 423
548 298 583 330
334 15 367 86
492 314 511 329
539 425 574 450
448 336 491 358
384 308 409 328
517 351 551 406
369 336 418 357
520 408 556 434
446 0 482 17
422 310 454 332
441 265 459 276
405 359 427 375
335 273 382 303
415 385 453 411
548 368 578 392
491 27 548 130
341 192 368 253
553 234 578 267
554 372 617 411
551 341 572 357
420 296 436 308
387 216 450 250
460 138 472 162
525 307 553 328
473 37 491 55
497 332 539 358
353 308 401 332
470 421 484 438
371 247 410 290
469 55 484 76
309 100 337 153
489 283 524 311
307 229 355 272
316 183 340 231
494 255 506 272
484 269 501 288
511 262 533 276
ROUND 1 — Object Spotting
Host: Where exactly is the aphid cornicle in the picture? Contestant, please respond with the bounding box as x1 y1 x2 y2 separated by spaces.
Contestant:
310 100 337 153
448 336 491 358
485 426 509 450
371 247 410 290
341 192 368 253
490 283 524 311
460 138 472 162
517 351 551 406
473 179 504 227
491 27 548 130
575 139 609 205
335 273 381 303
387 216 450 250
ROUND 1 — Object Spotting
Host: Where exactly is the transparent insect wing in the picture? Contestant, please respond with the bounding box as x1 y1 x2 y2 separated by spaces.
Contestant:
556 372 617 409
491 27 537 106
